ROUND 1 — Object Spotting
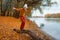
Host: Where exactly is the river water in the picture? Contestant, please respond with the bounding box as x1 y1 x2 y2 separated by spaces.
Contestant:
29 18 60 40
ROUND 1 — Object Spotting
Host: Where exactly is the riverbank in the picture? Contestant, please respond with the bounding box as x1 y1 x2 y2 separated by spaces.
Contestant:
0 16 54 40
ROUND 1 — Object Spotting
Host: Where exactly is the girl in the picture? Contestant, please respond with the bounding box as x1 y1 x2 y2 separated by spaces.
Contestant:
13 6 31 31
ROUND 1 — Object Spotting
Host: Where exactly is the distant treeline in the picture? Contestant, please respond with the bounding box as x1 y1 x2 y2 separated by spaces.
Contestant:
45 13 60 18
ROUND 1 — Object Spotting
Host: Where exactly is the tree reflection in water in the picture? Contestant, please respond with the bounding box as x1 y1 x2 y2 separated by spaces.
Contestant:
45 18 60 23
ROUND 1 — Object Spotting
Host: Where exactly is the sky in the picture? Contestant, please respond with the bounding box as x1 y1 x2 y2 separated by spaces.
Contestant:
32 0 60 16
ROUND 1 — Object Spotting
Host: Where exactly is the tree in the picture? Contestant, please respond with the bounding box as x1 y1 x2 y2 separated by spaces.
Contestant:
0 0 1 15
1 0 53 17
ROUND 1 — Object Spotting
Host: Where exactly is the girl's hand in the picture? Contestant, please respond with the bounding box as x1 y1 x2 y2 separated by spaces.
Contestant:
13 7 16 9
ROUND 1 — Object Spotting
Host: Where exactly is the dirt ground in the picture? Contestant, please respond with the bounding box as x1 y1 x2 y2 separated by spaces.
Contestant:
0 16 54 40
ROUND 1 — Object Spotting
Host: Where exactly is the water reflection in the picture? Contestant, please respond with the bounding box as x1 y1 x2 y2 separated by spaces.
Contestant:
29 18 60 40
45 18 60 23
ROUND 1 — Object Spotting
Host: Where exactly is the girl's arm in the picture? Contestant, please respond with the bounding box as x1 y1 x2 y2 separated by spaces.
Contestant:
25 8 31 16
13 7 20 11
26 8 31 13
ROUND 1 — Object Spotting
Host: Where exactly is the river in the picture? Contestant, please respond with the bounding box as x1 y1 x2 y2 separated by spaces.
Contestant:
29 18 60 40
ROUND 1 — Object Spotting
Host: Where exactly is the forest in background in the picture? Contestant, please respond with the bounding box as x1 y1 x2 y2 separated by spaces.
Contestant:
0 0 57 18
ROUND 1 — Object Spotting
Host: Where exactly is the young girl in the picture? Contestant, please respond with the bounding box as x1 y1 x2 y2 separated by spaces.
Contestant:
13 6 31 31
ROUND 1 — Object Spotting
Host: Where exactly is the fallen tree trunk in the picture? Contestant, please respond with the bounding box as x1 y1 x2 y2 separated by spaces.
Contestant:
13 29 42 40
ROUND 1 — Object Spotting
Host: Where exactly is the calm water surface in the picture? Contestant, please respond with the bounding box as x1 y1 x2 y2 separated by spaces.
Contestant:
29 18 60 40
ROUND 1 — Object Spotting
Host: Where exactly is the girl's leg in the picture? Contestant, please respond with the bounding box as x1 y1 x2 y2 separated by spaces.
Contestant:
20 21 25 31
20 16 25 31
